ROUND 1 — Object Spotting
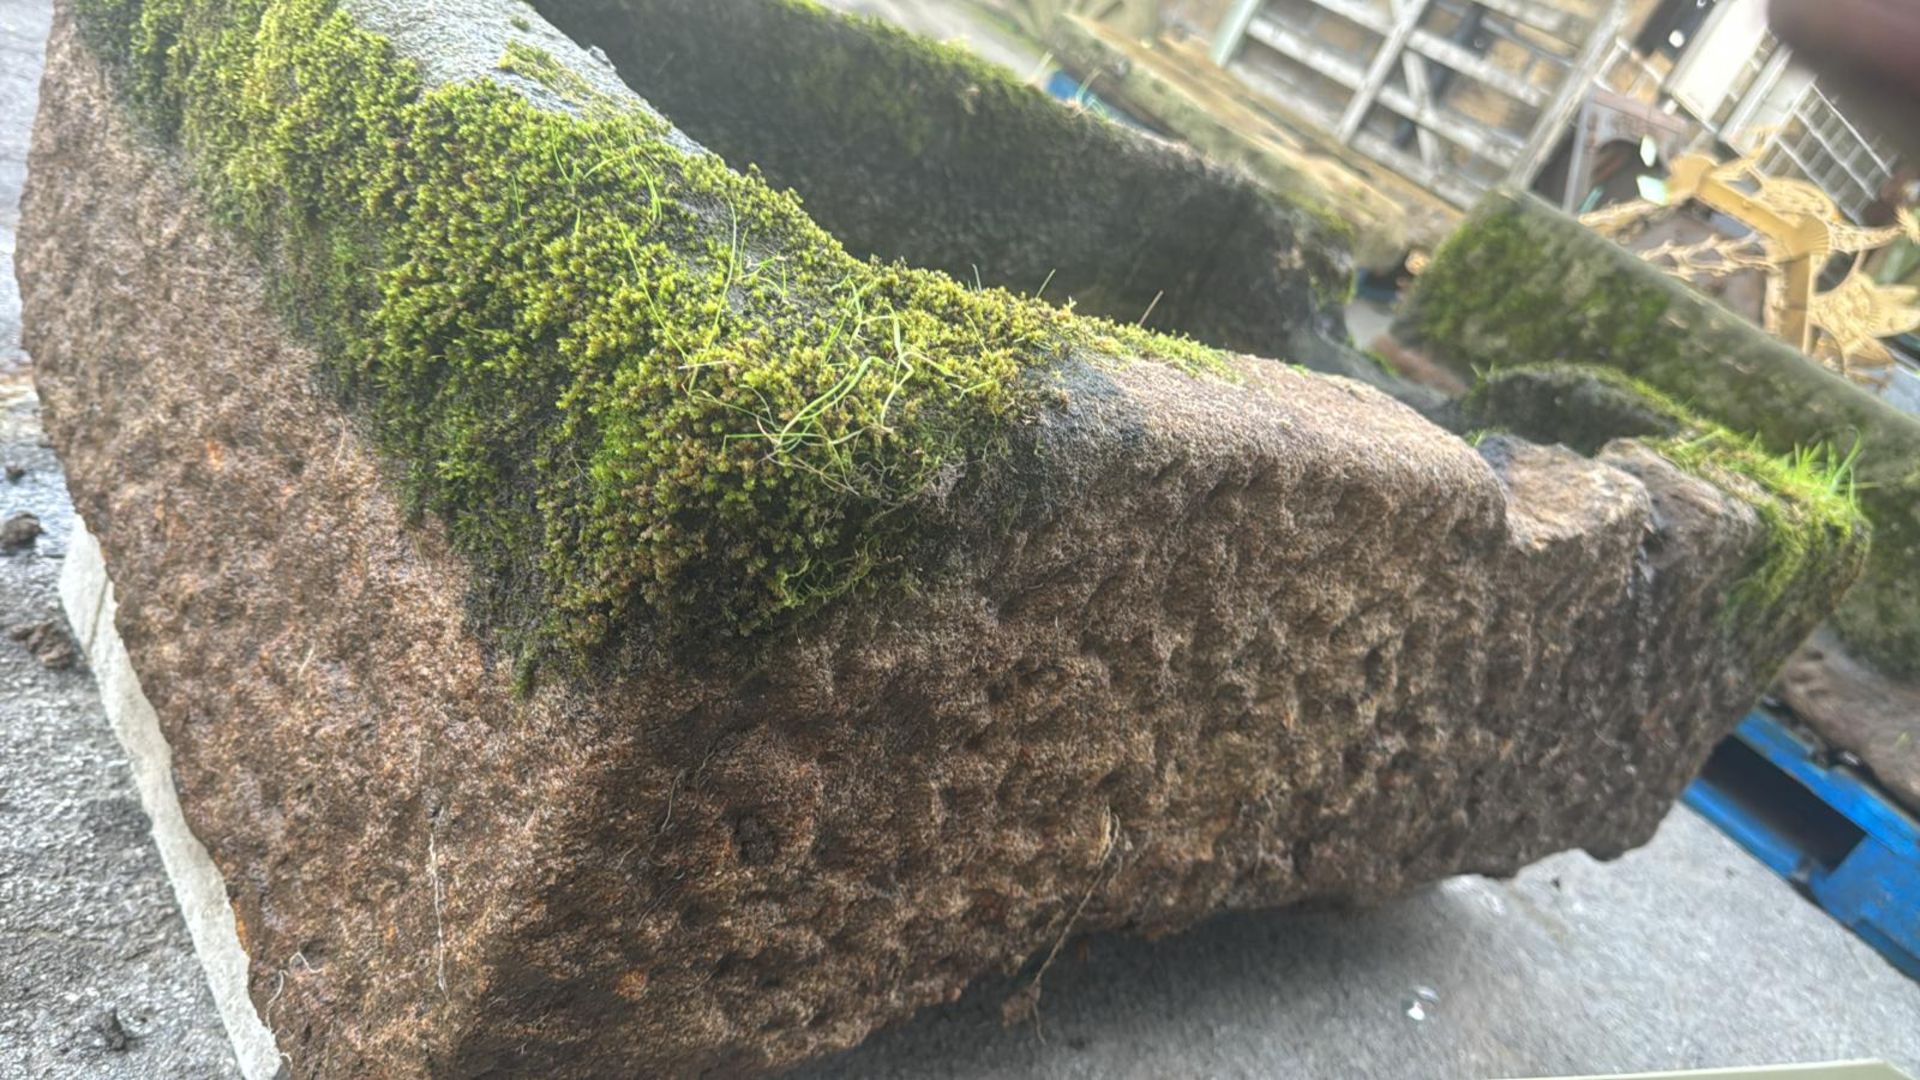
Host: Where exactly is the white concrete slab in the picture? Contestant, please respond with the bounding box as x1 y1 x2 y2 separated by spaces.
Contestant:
59 525 282 1080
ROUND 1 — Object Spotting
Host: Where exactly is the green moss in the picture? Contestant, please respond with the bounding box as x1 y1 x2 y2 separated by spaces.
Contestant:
530 0 1354 356
1406 191 1920 678
1360 347 1394 378
1549 364 1693 422
1460 361 1867 638
496 40 601 105
1652 430 1867 622
73 0 1233 664
1403 200 1682 381
1462 363 1693 455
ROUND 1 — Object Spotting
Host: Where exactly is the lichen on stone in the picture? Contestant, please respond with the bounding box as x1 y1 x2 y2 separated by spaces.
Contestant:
72 0 1233 665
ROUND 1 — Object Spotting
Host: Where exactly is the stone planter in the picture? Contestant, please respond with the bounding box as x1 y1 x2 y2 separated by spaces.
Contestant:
19 0 1863 1075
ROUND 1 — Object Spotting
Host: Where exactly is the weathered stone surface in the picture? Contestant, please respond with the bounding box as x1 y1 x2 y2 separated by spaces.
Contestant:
18 3 1861 1077
1461 364 1690 456
1780 629 1920 814
1396 190 1920 681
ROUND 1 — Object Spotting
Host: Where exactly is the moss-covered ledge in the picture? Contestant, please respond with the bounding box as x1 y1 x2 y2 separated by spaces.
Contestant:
1461 363 1693 455
1398 191 1920 679
72 0 1241 667
528 0 1357 359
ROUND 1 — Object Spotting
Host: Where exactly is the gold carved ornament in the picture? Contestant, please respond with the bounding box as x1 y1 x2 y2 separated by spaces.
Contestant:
1579 149 1920 387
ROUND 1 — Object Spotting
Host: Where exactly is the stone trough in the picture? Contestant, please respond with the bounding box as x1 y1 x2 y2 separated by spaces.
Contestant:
1397 190 1920 683
1394 191 1920 811
17 0 1864 1076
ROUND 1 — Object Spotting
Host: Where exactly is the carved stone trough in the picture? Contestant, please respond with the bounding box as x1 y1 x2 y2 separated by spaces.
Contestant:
18 0 1863 1075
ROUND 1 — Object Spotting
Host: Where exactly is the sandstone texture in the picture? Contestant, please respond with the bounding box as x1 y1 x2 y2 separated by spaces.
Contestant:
19 1 1863 1076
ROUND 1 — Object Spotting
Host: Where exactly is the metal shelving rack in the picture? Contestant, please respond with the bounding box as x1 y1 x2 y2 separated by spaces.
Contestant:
1210 0 1625 209
1757 86 1903 223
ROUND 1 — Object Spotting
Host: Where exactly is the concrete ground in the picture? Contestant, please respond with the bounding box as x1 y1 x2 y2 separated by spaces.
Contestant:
1 1 1917 1078
2 5 242 1077
0 375 244 1080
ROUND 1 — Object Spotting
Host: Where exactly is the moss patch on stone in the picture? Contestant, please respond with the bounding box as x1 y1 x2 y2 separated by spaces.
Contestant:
1403 191 1918 678
1653 430 1867 624
530 0 1354 357
73 0 1232 664
496 40 602 105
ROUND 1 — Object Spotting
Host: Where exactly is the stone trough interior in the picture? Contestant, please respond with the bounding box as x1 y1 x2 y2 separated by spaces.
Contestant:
531 0 1353 359
12 0 1871 1077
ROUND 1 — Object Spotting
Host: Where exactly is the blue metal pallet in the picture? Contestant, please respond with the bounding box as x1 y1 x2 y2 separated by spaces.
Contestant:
1684 710 1920 980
